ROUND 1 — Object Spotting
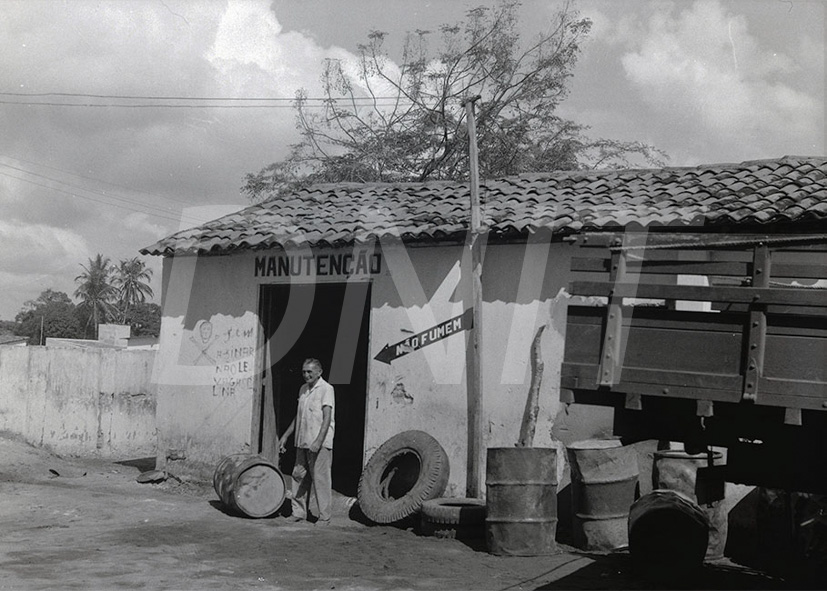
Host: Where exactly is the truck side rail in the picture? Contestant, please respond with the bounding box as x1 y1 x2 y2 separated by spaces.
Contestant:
561 233 827 420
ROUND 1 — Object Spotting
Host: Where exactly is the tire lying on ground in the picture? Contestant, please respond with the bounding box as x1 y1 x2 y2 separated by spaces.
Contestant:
357 430 450 524
420 497 486 539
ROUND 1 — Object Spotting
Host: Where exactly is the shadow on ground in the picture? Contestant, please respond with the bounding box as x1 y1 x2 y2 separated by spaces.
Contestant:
531 551 801 590
115 457 156 472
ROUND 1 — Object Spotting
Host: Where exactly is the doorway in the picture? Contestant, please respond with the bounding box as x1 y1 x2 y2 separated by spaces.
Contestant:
258 281 371 496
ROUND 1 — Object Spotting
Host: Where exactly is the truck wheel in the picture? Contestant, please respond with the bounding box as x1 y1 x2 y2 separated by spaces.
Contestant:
357 431 449 524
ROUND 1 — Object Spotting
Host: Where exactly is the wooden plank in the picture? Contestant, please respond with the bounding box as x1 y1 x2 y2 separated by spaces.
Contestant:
766 315 827 337
561 363 742 392
742 244 769 403
623 327 742 374
764 334 827 382
569 281 827 307
759 377 827 404
561 373 827 411
628 260 750 276
609 380 742 403
771 263 827 280
571 257 611 273
766 305 827 317
577 232 827 250
598 250 626 386
572 257 826 280
565 323 744 374
464 97 484 499
567 306 745 332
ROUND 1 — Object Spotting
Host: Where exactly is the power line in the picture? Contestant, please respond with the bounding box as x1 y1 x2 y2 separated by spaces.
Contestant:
0 90 416 109
0 161 207 223
0 99 409 109
0 90 407 102
0 153 196 209
0 169 210 226
0 91 307 101
0 100 300 108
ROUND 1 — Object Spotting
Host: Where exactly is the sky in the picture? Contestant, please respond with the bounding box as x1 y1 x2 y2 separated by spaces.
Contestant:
0 0 823 321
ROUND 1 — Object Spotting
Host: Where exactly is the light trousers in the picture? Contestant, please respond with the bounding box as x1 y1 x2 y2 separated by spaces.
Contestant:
291 447 332 522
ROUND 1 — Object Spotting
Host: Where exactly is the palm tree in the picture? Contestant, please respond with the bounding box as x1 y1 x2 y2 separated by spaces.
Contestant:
74 254 118 338
113 257 154 322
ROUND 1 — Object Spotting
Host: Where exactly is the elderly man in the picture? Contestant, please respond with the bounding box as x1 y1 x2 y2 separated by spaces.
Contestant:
278 358 335 525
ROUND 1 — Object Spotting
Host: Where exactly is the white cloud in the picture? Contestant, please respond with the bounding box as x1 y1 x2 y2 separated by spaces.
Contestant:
0 220 90 276
0 0 377 317
618 1 820 149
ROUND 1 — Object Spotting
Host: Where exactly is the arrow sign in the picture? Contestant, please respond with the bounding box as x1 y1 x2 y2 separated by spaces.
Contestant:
374 308 474 364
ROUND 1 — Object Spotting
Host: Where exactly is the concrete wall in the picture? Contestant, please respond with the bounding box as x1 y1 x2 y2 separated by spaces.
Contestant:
153 254 260 475
367 240 611 495
0 346 156 458
154 239 617 491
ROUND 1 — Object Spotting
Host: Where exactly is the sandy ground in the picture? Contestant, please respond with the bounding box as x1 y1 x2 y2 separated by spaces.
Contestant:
0 434 803 591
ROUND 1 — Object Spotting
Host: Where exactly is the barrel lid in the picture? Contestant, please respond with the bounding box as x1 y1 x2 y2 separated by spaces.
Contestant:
234 463 286 518
567 439 622 451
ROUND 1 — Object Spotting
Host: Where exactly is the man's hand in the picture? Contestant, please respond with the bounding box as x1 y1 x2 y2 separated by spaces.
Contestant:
309 440 322 453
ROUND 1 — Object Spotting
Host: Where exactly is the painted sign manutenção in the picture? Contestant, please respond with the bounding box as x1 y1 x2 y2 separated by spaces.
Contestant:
254 252 382 277
374 308 474 364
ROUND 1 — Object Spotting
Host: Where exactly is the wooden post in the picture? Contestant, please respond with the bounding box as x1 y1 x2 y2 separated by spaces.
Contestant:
464 96 484 498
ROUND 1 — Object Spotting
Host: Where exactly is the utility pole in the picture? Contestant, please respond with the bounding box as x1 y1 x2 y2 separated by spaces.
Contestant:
40 315 44 346
463 95 485 498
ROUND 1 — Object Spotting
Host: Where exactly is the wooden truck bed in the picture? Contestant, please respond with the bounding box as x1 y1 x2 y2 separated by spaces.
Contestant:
560 232 827 492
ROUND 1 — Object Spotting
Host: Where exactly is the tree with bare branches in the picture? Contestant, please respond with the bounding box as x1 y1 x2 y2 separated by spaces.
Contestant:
243 1 666 201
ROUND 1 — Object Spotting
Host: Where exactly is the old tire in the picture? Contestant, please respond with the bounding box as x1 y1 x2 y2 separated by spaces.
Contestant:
357 431 449 524
421 497 486 524
420 497 486 539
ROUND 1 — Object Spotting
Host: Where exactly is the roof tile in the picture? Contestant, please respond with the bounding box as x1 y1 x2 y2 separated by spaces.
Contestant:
141 156 827 256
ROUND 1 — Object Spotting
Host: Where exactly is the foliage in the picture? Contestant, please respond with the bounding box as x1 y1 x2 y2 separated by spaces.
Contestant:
14 289 83 345
243 0 667 201
122 302 161 337
74 254 119 339
74 254 156 338
0 320 18 335
112 257 154 322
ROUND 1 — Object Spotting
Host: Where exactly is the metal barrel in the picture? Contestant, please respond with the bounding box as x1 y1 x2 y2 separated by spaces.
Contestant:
567 439 639 551
653 449 727 560
628 489 710 580
485 447 558 556
213 454 286 518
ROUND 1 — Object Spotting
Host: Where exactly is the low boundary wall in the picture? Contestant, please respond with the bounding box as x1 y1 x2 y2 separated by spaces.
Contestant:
0 346 156 458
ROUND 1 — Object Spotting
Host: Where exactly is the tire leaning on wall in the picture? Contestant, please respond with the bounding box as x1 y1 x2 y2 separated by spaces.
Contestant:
357 430 450 524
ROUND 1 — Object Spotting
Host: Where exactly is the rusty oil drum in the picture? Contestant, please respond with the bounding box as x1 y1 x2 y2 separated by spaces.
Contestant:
485 447 558 556
628 489 711 579
213 454 286 518
567 439 639 551
653 449 727 560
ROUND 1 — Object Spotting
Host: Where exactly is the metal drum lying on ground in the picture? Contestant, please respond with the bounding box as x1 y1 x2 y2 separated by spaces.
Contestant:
213 454 286 518
653 449 727 560
567 439 639 551
485 447 558 556
628 489 710 580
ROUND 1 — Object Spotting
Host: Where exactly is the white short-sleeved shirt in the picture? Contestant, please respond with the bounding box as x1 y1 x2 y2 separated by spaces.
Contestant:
295 377 335 450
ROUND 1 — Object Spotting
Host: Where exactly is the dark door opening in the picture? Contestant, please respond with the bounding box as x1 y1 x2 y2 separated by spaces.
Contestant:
258 282 370 497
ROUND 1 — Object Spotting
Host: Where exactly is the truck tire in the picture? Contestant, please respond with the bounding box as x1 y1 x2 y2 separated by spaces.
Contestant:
420 497 486 539
357 431 449 524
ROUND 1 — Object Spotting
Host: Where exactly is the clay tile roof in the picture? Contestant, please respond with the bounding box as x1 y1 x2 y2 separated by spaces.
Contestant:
141 156 827 256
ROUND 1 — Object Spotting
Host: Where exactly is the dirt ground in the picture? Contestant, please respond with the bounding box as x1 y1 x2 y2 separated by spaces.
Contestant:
0 433 806 591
